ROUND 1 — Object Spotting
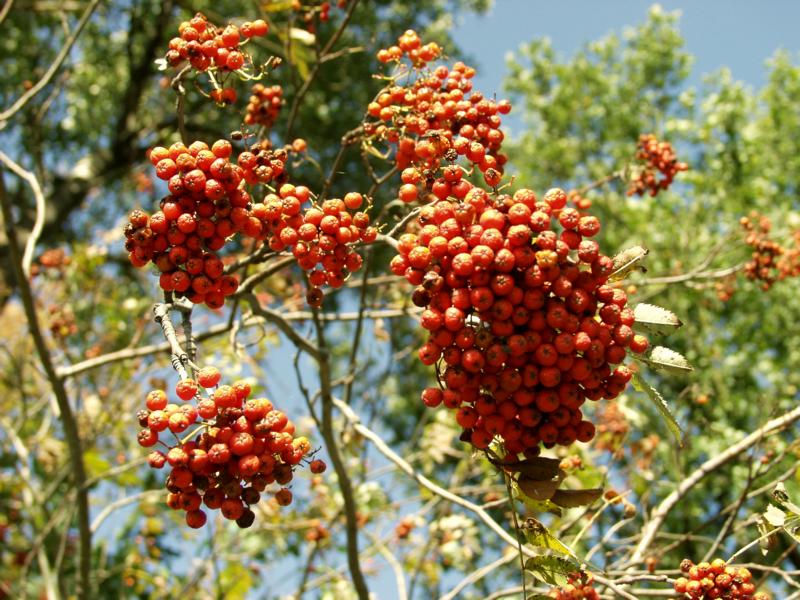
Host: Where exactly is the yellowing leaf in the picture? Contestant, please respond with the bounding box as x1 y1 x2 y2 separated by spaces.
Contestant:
522 518 578 559
610 245 649 281
262 1 296 12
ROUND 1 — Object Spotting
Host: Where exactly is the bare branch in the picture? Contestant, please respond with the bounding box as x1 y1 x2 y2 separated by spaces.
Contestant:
285 0 360 138
332 397 537 559
439 552 517 600
310 308 371 600
153 302 191 380
0 150 46 278
628 404 800 566
241 292 322 359
0 169 91 599
56 320 233 379
0 0 13 28
91 490 164 534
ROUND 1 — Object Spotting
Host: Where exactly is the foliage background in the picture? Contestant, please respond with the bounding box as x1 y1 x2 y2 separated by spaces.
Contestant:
2 1 800 598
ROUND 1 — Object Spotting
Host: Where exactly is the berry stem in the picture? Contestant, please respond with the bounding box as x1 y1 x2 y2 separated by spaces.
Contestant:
503 472 529 600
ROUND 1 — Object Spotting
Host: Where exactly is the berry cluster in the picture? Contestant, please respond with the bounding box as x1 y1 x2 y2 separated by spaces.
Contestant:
741 212 800 290
125 139 263 308
127 138 372 308
369 32 510 191
547 573 599 599
166 13 267 73
567 190 592 211
249 186 376 306
627 134 688 197
137 366 324 529
245 84 283 128
394 186 649 455
371 31 647 455
375 29 443 67
674 559 769 599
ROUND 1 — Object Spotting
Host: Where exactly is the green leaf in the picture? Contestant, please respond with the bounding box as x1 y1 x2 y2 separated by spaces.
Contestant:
550 488 603 508
631 371 684 446
522 518 578 559
523 555 579 586
640 345 694 374
609 245 649 281
526 595 554 600
633 303 683 336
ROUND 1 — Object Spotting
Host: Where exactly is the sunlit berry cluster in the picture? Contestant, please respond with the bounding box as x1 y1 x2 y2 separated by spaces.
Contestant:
124 139 263 308
245 83 283 128
136 366 324 529
166 12 267 73
126 138 372 308
375 29 442 68
674 559 769 599
627 134 688 197
369 32 510 191
395 186 649 455
548 572 600 599
248 186 376 306
741 212 800 290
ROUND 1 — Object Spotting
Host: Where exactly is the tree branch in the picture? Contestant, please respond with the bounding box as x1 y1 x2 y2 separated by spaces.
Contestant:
0 170 91 599
0 150 46 278
310 309 370 599
628 404 800 566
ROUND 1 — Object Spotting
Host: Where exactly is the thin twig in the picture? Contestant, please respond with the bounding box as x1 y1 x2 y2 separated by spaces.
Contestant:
241 292 322 359
171 65 192 145
0 150 46 278
285 0 360 138
439 551 517 600
368 531 408 600
91 490 164 533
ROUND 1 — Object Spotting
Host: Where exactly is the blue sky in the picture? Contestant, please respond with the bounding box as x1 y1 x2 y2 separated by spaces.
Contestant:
452 0 800 100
